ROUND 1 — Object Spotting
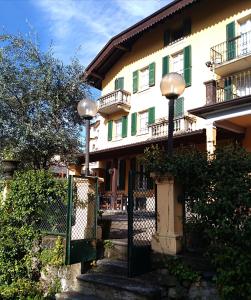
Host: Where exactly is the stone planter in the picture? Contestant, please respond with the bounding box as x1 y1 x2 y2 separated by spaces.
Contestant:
2 159 19 179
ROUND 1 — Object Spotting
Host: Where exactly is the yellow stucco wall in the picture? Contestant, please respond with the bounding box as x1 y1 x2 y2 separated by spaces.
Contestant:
90 0 251 154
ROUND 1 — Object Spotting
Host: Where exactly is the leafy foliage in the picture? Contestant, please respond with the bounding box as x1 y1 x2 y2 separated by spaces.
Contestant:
164 257 200 284
0 33 90 168
0 170 67 299
40 236 65 268
142 144 251 299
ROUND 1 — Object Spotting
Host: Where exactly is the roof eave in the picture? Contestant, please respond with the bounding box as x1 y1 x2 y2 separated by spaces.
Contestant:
83 0 199 89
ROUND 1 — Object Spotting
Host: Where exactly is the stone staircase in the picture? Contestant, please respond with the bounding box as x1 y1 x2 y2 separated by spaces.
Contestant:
56 259 163 300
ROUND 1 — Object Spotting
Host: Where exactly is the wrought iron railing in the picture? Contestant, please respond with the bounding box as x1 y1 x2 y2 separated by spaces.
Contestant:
211 30 251 65
216 69 251 103
149 116 196 138
98 89 131 110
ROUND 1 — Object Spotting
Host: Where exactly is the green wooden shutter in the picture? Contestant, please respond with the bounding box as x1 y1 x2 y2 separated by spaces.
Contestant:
118 159 126 190
164 30 171 47
162 56 169 77
174 97 184 118
184 45 192 87
226 21 236 60
133 70 139 93
122 116 128 138
131 113 137 136
115 78 118 90
105 161 111 191
148 107 155 125
224 78 233 101
118 77 124 90
115 77 124 90
149 62 155 86
108 120 113 141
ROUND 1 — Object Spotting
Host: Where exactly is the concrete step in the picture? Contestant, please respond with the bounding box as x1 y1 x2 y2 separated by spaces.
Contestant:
56 291 103 300
76 273 162 300
89 259 128 277
104 239 128 261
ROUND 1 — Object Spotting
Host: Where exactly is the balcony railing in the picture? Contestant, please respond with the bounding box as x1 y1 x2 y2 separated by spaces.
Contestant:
98 89 131 115
216 69 251 103
211 30 251 65
149 116 196 138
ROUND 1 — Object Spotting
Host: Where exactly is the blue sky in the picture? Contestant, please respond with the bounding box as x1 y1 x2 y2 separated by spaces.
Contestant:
0 0 170 98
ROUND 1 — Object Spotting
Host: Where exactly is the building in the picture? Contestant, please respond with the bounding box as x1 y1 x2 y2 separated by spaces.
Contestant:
82 0 251 209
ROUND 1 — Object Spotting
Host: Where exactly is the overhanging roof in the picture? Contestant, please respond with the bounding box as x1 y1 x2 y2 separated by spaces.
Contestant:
83 0 199 90
78 129 206 162
188 95 251 119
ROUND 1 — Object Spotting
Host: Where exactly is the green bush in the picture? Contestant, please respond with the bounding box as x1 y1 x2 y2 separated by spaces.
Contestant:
142 144 251 299
0 169 67 299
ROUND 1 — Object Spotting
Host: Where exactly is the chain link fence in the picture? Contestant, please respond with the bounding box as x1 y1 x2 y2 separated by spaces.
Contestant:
131 173 156 246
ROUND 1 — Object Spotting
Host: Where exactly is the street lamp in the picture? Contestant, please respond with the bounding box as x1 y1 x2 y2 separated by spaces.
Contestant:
77 98 97 176
160 72 186 157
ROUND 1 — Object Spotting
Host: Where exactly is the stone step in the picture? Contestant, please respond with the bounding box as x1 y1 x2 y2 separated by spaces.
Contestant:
56 291 103 300
104 239 128 261
76 273 162 300
90 259 128 277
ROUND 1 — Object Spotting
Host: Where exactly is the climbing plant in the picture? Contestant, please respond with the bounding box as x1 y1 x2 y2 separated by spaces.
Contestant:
142 144 251 299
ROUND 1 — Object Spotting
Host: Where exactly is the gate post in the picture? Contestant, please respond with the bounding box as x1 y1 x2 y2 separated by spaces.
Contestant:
151 174 183 255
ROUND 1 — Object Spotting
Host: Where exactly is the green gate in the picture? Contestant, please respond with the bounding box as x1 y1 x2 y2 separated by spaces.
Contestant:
128 171 157 277
65 175 98 265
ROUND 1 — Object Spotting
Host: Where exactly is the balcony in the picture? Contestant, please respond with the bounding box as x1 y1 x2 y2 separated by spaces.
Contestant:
215 69 251 103
149 116 196 138
211 30 251 75
98 89 131 116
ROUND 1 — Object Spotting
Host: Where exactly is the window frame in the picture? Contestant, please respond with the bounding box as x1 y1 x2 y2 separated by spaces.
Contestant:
139 66 150 92
138 110 149 135
114 118 122 140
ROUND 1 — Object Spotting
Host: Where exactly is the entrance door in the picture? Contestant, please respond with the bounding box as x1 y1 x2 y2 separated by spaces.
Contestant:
65 175 98 265
127 171 157 277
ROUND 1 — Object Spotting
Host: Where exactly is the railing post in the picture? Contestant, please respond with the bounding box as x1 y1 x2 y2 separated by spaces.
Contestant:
204 80 216 105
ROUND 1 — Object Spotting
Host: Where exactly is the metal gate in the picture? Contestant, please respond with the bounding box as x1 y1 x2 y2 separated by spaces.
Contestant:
65 175 98 265
128 171 157 277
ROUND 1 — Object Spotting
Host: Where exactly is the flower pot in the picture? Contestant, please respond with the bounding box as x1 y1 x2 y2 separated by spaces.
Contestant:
2 159 19 179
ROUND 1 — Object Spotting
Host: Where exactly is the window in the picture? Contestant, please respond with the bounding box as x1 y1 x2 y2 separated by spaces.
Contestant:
132 63 155 93
172 51 184 75
139 111 148 134
239 18 251 55
164 18 191 46
139 67 149 91
114 119 122 140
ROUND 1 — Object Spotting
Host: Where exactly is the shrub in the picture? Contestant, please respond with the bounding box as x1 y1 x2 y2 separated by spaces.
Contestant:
0 169 67 299
142 144 251 299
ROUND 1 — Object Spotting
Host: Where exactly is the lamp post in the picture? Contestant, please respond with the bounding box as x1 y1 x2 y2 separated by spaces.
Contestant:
160 73 186 157
77 98 97 176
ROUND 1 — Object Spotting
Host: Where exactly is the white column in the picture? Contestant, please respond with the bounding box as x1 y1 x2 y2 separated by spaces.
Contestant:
206 123 217 155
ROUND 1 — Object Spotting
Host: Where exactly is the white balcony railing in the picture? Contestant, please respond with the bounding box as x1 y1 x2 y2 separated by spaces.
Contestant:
149 116 196 138
98 89 131 115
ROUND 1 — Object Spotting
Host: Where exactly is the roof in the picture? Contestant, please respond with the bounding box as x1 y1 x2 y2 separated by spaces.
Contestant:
188 95 251 119
79 129 206 162
83 0 199 89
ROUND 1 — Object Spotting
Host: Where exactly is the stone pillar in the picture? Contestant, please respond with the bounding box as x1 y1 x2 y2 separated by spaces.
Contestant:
204 80 216 105
151 174 183 255
206 123 217 155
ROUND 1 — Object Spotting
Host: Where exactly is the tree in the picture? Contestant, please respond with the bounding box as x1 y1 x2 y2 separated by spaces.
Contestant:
0 33 89 168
